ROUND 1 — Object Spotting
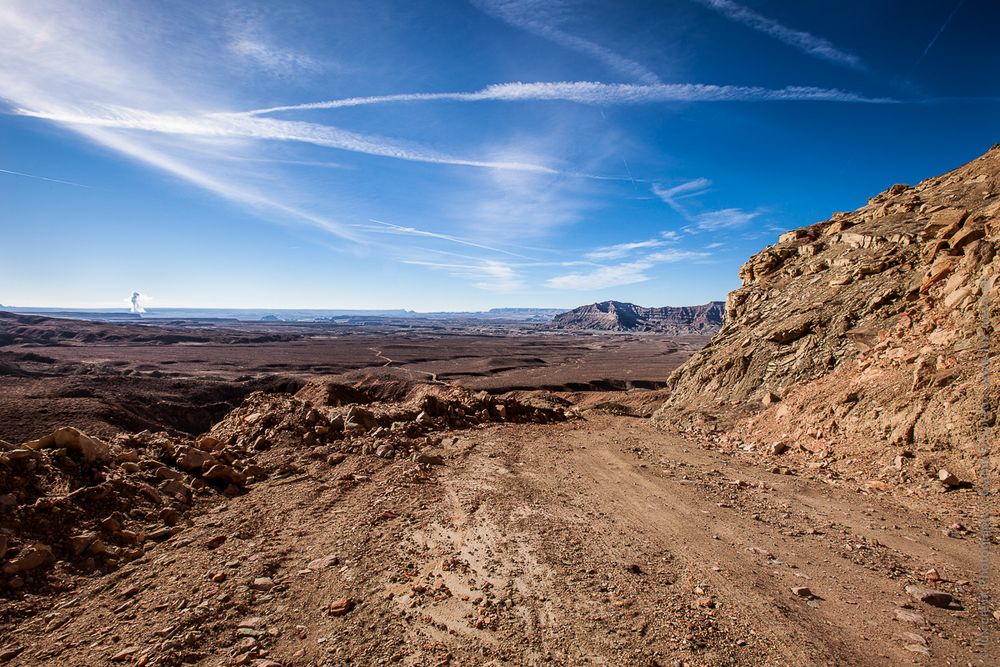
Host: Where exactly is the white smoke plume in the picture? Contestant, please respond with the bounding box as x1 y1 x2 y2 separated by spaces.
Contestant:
128 291 146 314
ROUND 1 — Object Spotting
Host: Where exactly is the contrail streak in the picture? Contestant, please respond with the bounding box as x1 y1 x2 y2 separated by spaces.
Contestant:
0 168 91 188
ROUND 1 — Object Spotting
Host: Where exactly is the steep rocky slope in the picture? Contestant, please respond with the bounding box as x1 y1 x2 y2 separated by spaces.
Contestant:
659 144 1000 483
553 300 724 333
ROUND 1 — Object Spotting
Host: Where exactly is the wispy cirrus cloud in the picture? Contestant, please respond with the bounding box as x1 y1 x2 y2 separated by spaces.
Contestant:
12 104 559 174
471 0 661 84
404 258 526 292
228 37 319 76
652 178 760 232
243 80 889 116
691 0 863 70
693 207 759 230
652 178 712 217
546 261 653 290
584 238 665 260
361 219 533 259
0 0 569 263
547 248 709 290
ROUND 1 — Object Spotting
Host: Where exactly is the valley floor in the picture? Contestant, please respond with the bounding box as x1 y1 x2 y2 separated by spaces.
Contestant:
2 413 993 666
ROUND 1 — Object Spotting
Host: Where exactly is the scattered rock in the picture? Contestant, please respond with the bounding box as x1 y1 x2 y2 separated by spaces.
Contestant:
251 577 274 591
2 543 54 576
894 607 927 626
327 597 355 616
204 464 247 487
905 584 956 609
110 647 139 662
307 554 339 570
22 427 109 463
936 469 959 487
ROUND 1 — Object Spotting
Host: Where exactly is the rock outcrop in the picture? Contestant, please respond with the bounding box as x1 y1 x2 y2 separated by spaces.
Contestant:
553 300 724 333
659 144 1000 481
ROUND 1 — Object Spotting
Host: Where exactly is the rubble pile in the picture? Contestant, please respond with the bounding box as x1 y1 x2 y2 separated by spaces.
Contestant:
0 379 570 598
209 381 570 464
0 427 253 596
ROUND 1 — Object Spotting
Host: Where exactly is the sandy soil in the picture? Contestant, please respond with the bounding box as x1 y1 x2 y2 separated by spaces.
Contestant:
1 414 992 665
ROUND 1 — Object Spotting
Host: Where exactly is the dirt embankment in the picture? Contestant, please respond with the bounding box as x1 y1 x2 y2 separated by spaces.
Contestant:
659 144 1000 486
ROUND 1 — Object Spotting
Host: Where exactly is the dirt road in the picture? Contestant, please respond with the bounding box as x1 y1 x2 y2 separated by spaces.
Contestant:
1 413 993 665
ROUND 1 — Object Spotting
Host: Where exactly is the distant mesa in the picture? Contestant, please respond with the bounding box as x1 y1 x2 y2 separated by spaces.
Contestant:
260 314 281 321
553 300 725 334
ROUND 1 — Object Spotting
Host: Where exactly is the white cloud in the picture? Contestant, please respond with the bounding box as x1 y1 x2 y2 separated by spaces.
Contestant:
652 178 759 232
471 0 661 84
694 207 759 230
362 219 532 258
584 239 664 260
403 258 526 292
652 178 712 216
546 248 709 289
229 37 319 76
692 0 863 70
546 261 653 290
243 81 889 116
645 248 711 263
13 104 559 174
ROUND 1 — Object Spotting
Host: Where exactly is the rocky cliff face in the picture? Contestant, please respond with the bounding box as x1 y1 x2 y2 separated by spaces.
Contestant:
660 145 1000 481
553 300 724 333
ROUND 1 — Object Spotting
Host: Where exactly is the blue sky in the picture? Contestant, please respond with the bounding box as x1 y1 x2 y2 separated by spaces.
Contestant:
1 0 998 311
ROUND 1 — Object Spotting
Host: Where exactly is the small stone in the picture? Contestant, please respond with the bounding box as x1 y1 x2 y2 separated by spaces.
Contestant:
905 584 955 608
2 543 54 576
205 535 227 549
67 532 98 557
204 464 247 487
210 571 227 583
769 441 788 456
936 469 959 487
924 568 940 583
791 586 813 599
175 446 217 473
307 554 339 570
0 646 24 661
251 577 274 591
327 597 354 616
111 647 139 662
894 607 927 626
